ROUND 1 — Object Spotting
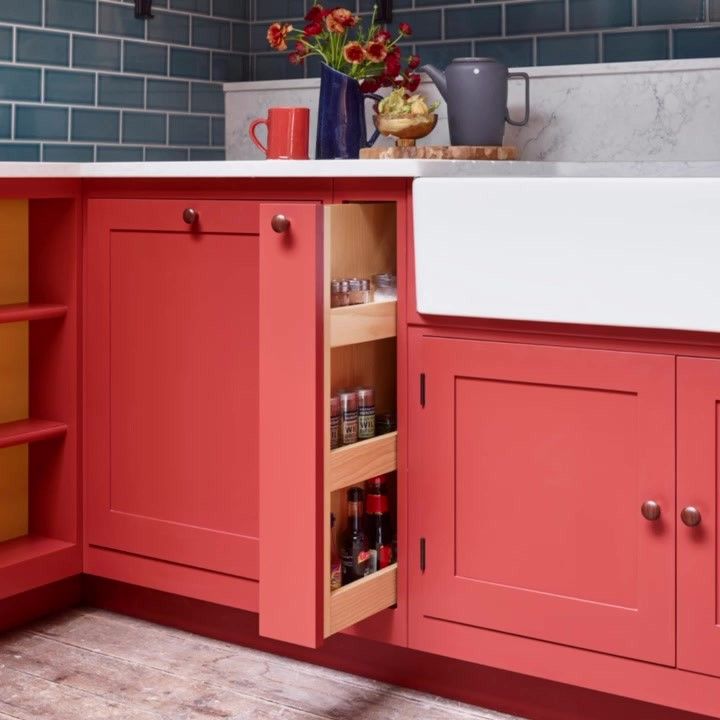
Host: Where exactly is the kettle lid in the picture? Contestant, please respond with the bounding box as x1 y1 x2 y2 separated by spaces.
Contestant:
451 57 500 64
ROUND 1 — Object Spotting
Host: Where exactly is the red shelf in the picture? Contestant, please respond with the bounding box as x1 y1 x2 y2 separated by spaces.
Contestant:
0 535 75 570
0 419 68 449
0 303 67 324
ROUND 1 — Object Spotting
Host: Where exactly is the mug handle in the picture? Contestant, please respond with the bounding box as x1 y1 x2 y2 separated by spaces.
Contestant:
506 72 530 127
364 93 384 147
249 118 269 155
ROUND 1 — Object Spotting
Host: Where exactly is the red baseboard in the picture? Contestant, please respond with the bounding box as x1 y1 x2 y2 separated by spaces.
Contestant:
83 577 711 720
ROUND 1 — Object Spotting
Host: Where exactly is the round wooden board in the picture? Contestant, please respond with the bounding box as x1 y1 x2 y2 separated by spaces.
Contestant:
359 145 518 160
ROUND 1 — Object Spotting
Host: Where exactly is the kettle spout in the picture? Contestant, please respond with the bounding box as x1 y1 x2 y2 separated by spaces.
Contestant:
420 64 448 102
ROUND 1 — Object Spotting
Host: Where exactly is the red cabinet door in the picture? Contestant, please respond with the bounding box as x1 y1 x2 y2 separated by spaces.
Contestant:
85 199 260 579
677 357 720 677
409 333 676 665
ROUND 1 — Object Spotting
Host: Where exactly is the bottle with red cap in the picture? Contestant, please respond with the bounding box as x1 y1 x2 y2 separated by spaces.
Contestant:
365 474 394 573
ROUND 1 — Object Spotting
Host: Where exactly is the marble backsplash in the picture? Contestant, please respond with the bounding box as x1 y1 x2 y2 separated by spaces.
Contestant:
225 58 720 163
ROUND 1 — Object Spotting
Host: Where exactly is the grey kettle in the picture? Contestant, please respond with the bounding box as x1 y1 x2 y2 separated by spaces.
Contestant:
421 58 530 147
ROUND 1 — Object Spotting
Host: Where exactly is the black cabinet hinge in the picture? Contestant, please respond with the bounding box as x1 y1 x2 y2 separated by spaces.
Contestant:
420 537 426 573
420 373 426 407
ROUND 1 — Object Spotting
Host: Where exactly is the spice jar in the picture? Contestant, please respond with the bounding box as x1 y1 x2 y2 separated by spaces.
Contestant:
347 278 370 305
339 391 358 445
331 279 350 308
357 387 375 440
376 412 396 435
330 395 341 449
373 273 397 301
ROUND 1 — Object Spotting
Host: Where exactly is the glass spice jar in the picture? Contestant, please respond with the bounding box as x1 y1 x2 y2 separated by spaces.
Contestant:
376 412 396 435
330 395 341 450
357 387 375 440
373 273 397 302
331 279 350 308
339 391 358 445
347 278 370 305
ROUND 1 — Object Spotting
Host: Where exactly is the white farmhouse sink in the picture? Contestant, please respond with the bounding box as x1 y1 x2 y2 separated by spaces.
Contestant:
413 176 720 332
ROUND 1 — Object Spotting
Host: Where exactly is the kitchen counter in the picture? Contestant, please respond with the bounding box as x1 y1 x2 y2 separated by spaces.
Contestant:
2 160 720 178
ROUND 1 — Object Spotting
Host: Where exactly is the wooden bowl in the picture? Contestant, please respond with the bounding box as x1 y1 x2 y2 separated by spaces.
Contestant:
373 113 438 146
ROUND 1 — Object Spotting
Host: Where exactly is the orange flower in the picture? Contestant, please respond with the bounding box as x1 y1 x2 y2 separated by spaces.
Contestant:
267 22 293 51
343 41 366 64
365 40 387 63
326 8 357 33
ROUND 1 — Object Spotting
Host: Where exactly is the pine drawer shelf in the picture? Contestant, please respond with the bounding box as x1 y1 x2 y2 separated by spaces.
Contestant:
0 303 67 324
330 300 397 348
0 419 68 449
326 431 398 493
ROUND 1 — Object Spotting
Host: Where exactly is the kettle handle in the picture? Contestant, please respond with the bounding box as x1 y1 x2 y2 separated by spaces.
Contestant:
364 93 384 147
506 72 530 127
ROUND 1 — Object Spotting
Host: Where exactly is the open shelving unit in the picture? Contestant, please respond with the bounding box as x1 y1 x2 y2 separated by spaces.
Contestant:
322 203 399 638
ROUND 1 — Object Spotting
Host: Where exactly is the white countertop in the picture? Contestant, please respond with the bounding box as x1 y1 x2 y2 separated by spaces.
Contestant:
2 160 720 178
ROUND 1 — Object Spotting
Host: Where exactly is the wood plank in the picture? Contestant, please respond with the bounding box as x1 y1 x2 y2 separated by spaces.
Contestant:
330 301 397 348
326 564 398 637
0 304 67 324
327 432 397 494
0 419 68 450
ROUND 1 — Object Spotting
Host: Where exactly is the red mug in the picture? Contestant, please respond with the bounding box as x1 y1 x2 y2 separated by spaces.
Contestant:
249 107 310 160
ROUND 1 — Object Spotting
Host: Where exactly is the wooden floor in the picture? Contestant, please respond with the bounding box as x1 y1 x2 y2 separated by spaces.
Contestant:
0 608 523 720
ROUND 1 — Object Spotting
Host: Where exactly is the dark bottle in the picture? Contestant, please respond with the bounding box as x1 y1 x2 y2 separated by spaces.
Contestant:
366 475 394 572
341 487 370 585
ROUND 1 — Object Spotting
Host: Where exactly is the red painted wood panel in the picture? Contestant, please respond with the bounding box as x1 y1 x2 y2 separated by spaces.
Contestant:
258 202 324 648
410 333 676 665
677 357 720 678
85 199 260 580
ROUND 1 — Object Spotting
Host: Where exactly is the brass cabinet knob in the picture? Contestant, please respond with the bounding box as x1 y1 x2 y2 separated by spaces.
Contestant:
681 506 702 527
183 208 199 225
641 500 661 522
271 214 290 233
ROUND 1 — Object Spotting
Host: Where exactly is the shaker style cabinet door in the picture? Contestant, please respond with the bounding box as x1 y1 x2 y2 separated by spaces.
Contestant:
677 357 720 678
409 333 676 665
85 199 260 580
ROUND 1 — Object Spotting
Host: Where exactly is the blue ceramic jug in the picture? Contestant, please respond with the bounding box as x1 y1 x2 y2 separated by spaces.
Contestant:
316 64 383 159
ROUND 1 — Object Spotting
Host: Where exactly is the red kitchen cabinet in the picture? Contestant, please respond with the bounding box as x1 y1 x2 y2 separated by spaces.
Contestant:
85 199 261 586
677 357 720 678
409 332 676 665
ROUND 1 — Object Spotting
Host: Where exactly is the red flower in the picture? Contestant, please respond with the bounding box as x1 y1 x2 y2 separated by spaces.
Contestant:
326 8 358 33
374 29 392 43
305 5 328 22
295 40 309 55
343 40 366 64
365 40 388 63
289 51 305 64
304 22 323 35
360 77 382 93
267 22 293 51
384 49 401 77
404 73 421 92
398 22 412 36
408 54 420 70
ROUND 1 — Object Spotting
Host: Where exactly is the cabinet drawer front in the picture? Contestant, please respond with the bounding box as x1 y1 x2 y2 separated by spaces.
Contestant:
410 334 675 665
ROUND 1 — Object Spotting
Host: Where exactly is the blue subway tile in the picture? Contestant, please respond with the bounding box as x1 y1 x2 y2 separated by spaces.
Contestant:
360 0 412 8
190 148 225 160
169 114 209 145
0 105 10 138
212 52 248 81
712 0 720 20
46 0 96 32
15 105 68 140
99 74 145 107
475 38 534 67
73 35 121 70
392 11 442 42
43 143 94 161
537 33 599 65
192 16 231 49
603 30 669 62
0 143 40 161
125 41 168 75
446 6 502 40
147 78 188 110
674 27 720 57
254 53 303 81
231 23 250 52
148 10 190 45
256 0 303 20
99 2 145 37
123 111 167 143
570 0 632 30
170 0 210 13
213 0 250 20
97 145 144 161
0 0 42 25
170 47 211 78
71 108 120 142
146 146 188 160
0 67 41 101
211 116 224 146
45 69 95 104
190 82 223 113
17 29 70 66
250 23 271 52
507 0 565 35
638 0 704 25
0 26 12 61
415 42 472 70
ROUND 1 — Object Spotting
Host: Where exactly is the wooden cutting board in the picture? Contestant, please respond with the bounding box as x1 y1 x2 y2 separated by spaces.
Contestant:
360 145 518 160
